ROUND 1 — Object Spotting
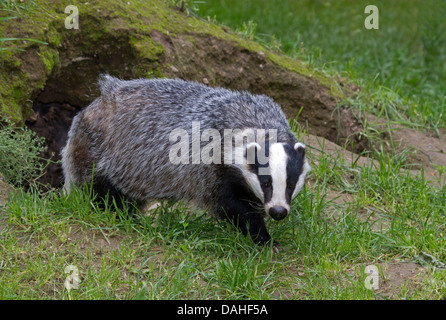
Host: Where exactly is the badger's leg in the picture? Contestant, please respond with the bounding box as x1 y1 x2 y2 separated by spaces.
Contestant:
217 171 275 246
92 175 124 210
91 175 142 214
235 211 272 246
219 199 272 246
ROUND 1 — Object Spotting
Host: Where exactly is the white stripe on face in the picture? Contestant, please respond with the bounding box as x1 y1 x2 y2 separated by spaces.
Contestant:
236 142 264 203
265 143 290 213
241 167 264 203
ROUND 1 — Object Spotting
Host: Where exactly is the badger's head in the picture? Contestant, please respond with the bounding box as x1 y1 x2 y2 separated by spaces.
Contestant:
241 141 311 220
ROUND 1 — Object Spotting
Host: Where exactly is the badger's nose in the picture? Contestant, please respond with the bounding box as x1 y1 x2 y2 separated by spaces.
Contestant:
269 206 288 221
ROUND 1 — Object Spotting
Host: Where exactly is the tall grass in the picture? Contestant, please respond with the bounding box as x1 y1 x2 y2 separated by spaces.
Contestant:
1 133 446 299
198 0 446 128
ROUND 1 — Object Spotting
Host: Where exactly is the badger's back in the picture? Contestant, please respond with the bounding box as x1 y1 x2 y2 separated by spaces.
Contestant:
62 75 297 211
96 75 294 139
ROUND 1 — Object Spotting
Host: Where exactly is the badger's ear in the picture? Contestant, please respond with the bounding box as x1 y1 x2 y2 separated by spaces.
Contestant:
294 142 306 156
245 142 261 156
245 142 261 164
246 142 262 152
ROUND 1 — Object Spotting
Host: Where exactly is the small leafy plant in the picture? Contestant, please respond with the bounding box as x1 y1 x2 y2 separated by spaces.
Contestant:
0 118 49 188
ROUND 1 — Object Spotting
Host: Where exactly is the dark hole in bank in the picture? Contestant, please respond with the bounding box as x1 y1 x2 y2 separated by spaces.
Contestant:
26 101 82 188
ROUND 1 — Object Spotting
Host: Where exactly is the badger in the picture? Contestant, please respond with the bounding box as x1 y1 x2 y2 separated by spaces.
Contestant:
61 75 311 247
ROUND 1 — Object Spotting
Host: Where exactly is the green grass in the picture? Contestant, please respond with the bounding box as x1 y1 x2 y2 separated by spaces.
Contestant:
197 0 446 128
0 0 48 52
1 133 446 299
1 0 446 301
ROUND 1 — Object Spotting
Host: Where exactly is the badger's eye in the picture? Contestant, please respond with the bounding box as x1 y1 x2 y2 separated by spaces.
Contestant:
287 183 294 190
263 182 270 188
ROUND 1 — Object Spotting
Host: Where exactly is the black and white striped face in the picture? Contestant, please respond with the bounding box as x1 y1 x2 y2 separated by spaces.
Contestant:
242 142 311 220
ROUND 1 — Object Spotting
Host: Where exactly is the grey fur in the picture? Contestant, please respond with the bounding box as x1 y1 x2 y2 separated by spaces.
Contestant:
61 75 308 241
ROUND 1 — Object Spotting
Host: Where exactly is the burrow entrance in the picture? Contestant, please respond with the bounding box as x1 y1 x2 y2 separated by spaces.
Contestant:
25 28 147 188
26 101 81 187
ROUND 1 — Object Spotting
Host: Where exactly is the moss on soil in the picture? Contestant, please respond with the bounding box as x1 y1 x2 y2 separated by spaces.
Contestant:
0 0 344 126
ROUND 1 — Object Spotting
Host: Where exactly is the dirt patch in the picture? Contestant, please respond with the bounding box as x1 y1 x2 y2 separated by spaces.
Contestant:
365 114 446 184
376 261 427 298
392 127 446 177
350 261 428 299
304 130 446 187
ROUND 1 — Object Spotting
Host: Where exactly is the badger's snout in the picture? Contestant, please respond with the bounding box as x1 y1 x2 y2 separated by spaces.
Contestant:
269 206 288 221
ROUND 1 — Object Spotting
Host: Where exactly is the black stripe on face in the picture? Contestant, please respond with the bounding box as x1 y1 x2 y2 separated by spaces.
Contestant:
283 143 305 202
247 141 272 204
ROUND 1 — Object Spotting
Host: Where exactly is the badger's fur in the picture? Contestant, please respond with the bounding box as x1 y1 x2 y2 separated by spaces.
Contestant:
61 75 311 246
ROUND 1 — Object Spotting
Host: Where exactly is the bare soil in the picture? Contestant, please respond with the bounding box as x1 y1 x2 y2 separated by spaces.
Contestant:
304 127 446 186
376 261 427 298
